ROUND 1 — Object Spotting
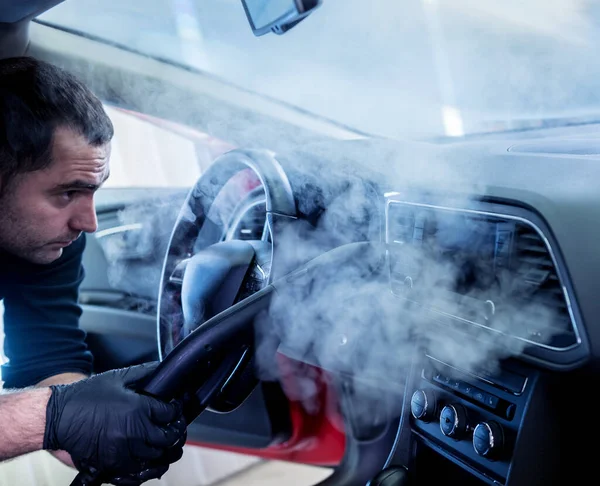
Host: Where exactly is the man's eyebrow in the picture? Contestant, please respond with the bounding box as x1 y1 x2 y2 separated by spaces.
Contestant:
55 179 103 191
54 169 110 192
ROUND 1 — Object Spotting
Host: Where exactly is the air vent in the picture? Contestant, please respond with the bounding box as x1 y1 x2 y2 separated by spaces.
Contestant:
386 201 579 351
512 224 576 347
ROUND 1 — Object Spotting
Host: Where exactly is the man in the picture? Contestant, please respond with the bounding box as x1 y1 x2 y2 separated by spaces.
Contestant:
0 56 186 484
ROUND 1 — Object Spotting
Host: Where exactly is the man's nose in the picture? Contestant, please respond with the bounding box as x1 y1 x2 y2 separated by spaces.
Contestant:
70 198 98 234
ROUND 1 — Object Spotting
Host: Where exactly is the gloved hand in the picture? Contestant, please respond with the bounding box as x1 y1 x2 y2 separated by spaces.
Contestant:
43 362 187 478
108 443 186 486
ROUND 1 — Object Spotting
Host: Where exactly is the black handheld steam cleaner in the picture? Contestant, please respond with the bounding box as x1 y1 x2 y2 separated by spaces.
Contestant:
69 285 274 486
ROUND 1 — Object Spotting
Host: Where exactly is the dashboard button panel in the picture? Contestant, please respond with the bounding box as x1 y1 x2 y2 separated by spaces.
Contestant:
409 357 533 483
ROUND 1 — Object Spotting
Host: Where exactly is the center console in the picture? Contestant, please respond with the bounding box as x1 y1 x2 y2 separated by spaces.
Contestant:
379 351 564 486
408 355 534 484
379 194 586 485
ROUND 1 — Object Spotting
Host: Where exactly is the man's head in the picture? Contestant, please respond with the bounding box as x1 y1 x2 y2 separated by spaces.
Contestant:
0 57 113 264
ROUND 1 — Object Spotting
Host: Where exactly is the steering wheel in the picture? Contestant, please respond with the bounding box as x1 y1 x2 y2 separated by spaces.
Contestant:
71 149 404 486
156 148 298 412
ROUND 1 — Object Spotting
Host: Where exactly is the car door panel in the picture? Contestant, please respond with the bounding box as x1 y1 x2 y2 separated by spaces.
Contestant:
80 305 157 372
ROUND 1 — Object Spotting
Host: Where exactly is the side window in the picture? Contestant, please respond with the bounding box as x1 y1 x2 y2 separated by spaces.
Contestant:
102 105 234 187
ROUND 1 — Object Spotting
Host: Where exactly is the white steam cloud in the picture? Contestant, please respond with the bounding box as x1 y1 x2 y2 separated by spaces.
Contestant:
93 143 569 423
249 140 565 420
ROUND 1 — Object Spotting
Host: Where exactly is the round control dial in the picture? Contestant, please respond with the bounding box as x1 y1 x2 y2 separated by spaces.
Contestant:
440 403 468 439
411 389 436 422
473 421 504 459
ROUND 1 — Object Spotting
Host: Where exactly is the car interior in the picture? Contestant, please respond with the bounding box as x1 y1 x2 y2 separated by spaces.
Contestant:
1 1 599 485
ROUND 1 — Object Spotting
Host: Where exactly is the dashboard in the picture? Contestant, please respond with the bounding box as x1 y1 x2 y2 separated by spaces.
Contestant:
382 195 584 483
269 133 600 485
372 135 598 485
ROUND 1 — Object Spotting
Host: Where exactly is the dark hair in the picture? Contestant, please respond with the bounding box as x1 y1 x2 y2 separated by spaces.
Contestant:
0 56 114 192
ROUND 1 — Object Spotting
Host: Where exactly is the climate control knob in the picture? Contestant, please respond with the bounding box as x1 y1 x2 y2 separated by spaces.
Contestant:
473 421 504 459
440 403 468 439
410 389 437 422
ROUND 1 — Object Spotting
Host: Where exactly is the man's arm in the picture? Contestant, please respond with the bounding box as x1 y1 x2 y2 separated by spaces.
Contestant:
36 373 88 468
1 364 186 480
0 387 51 462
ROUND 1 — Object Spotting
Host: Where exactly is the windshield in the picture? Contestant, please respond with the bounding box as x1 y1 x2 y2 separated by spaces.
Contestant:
38 0 600 139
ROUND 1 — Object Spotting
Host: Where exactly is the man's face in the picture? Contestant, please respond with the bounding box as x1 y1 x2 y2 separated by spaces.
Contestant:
0 126 111 264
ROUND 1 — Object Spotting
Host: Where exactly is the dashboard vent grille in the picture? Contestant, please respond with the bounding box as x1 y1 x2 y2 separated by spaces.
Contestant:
512 224 574 345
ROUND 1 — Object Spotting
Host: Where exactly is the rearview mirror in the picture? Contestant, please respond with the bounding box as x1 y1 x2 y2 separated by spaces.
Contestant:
241 0 322 36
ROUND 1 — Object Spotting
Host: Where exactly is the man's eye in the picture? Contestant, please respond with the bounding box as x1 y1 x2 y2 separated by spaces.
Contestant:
61 190 78 201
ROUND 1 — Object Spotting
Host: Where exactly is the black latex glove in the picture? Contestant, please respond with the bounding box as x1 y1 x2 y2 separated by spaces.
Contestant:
108 439 186 486
44 363 187 477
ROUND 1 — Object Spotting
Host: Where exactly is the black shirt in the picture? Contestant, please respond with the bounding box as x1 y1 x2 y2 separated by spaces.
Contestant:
0 234 93 388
